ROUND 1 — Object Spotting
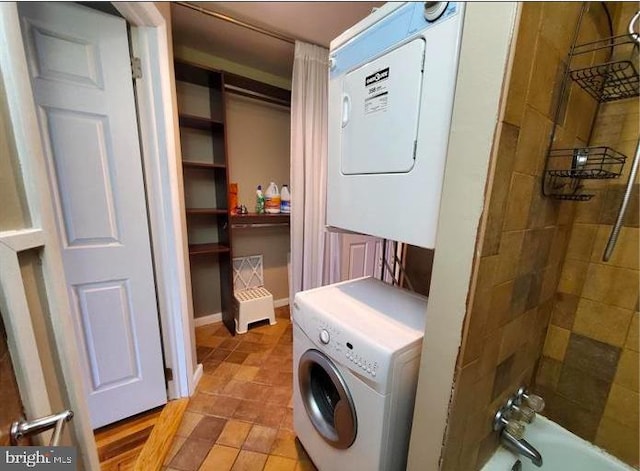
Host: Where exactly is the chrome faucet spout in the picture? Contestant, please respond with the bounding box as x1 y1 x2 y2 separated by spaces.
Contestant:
501 429 543 467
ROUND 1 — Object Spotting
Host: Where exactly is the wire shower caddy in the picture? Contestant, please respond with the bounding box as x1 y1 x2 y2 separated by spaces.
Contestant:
542 4 638 201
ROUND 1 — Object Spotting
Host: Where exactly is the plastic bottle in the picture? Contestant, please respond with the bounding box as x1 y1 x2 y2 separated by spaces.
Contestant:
265 182 280 214
255 185 265 214
280 184 291 214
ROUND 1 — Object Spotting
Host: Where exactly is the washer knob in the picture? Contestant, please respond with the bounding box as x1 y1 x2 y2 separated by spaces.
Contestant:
319 329 330 344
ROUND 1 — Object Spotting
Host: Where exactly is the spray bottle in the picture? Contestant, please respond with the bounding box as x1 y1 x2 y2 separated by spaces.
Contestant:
255 185 265 214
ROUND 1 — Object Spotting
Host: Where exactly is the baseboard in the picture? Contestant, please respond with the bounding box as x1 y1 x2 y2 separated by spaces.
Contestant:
194 312 222 327
193 301 287 327
274 297 289 308
192 363 203 390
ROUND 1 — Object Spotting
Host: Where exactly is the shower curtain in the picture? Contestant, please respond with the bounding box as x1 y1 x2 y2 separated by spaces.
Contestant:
290 41 340 306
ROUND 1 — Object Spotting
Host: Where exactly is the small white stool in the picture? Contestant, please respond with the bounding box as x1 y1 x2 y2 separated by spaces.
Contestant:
233 255 276 334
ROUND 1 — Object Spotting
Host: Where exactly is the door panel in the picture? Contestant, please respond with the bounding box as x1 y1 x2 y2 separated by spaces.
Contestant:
340 234 382 281
19 2 166 428
30 25 103 87
74 281 139 390
45 109 120 246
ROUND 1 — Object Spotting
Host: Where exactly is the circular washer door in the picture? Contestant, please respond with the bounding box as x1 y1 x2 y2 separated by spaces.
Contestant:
298 349 357 449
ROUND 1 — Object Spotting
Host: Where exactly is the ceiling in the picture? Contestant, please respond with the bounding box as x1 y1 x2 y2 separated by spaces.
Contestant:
171 2 383 79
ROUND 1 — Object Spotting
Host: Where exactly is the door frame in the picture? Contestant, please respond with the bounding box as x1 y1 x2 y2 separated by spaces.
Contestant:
1 2 194 468
0 229 54 440
113 2 197 399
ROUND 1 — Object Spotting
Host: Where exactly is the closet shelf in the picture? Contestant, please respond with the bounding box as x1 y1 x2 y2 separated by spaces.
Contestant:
175 59 235 334
569 34 639 102
188 243 230 255
178 114 224 131
230 213 290 226
186 208 228 215
182 161 226 170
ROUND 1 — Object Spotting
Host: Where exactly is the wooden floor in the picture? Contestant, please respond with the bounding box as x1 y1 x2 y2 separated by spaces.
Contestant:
95 399 189 471
95 407 164 471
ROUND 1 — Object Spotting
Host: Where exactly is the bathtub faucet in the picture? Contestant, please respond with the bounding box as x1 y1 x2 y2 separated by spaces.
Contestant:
494 394 544 467
500 426 543 467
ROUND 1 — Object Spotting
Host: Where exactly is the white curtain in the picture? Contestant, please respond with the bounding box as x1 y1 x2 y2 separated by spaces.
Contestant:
290 41 339 305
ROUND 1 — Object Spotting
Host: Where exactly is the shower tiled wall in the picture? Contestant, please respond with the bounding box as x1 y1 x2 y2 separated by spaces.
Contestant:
535 4 639 465
441 3 613 469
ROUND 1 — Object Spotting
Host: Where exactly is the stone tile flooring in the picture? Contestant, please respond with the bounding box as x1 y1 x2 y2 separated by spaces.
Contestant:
163 307 317 471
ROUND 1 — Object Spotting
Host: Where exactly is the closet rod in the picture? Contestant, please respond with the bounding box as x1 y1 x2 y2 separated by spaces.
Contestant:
175 2 321 48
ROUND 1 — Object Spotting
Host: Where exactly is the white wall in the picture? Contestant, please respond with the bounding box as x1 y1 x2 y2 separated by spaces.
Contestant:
407 3 518 469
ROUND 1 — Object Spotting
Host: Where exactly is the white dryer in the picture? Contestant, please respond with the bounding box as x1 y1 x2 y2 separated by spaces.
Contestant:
327 2 465 248
293 277 427 471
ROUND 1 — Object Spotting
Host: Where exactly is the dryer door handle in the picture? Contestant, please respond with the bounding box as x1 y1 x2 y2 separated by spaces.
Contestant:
341 93 351 128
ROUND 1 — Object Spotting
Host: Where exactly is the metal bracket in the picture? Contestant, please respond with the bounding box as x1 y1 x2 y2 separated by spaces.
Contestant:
131 57 142 79
164 367 173 382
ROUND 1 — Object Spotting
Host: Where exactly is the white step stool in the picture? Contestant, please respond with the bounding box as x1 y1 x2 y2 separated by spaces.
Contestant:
233 255 276 334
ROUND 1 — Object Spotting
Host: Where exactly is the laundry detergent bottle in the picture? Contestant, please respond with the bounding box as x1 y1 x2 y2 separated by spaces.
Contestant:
265 182 281 214
280 184 291 214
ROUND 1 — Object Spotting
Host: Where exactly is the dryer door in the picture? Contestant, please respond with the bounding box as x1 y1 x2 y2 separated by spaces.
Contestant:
298 349 357 449
340 37 426 175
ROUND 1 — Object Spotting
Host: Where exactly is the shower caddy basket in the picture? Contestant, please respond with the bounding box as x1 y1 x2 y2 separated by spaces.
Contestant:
542 4 639 201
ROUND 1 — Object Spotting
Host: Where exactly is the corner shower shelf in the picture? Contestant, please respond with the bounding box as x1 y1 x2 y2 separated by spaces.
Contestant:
568 34 639 102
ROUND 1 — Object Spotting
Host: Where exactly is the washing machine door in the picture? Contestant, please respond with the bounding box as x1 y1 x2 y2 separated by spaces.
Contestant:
298 349 357 449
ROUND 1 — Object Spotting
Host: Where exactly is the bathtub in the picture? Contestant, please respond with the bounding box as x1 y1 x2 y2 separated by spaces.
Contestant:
481 415 635 471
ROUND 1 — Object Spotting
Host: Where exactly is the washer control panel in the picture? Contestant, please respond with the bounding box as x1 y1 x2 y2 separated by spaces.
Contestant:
345 347 378 378
309 315 388 384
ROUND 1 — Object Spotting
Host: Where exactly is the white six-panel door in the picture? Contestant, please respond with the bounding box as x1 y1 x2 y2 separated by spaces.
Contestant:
18 2 166 428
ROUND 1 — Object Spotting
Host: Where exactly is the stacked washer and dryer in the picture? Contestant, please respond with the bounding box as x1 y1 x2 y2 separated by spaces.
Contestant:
293 2 465 470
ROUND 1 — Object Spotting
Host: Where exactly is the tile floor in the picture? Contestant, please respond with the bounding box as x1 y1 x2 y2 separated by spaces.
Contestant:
163 306 318 471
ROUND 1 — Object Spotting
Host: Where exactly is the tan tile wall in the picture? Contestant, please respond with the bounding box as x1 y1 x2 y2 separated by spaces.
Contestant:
441 3 613 469
535 3 639 467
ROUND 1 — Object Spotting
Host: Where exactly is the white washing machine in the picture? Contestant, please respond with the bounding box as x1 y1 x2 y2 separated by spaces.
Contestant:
293 277 427 471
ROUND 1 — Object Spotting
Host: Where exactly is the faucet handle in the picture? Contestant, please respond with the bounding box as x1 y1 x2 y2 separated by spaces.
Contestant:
524 394 545 413
515 386 546 412
505 419 526 440
514 405 536 424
